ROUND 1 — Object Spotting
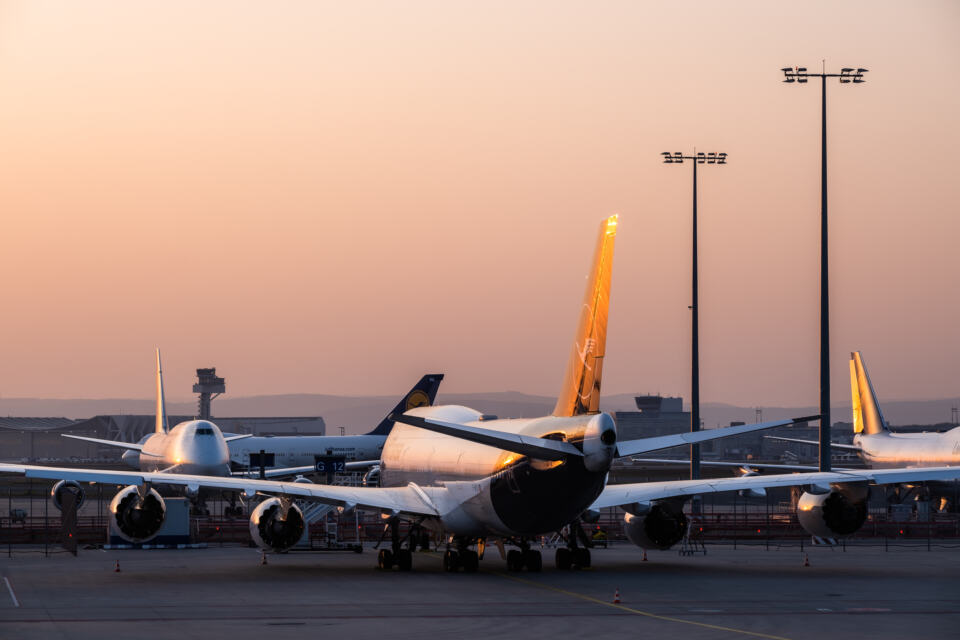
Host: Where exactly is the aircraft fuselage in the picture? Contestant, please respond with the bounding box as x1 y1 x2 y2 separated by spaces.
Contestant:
856 428 960 468
122 420 232 477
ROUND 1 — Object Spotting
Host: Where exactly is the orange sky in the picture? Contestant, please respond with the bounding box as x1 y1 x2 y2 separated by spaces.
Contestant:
0 1 958 407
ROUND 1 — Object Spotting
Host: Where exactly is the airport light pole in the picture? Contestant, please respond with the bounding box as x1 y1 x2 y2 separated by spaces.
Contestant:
662 150 728 481
782 64 868 472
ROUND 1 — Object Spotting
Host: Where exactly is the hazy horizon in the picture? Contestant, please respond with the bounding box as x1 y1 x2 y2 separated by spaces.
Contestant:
1 1 957 408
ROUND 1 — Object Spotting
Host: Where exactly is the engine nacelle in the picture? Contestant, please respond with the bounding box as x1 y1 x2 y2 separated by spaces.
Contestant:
109 485 166 543
50 480 86 512
249 498 305 552
797 488 868 538
623 501 688 550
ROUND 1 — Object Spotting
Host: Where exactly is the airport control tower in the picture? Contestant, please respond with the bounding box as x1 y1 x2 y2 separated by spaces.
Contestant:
193 368 225 420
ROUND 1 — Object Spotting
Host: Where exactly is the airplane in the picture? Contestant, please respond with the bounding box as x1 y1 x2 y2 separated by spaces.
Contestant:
631 350 960 539
765 351 960 469
54 352 439 515
5 215 960 571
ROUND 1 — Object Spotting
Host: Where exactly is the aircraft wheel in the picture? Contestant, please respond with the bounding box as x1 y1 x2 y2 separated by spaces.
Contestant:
555 547 572 570
442 550 460 572
396 549 413 572
506 549 524 572
377 549 394 570
573 548 591 569
461 550 479 573
523 549 542 572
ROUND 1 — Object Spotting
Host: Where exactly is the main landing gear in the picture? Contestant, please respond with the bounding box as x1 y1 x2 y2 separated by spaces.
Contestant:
442 536 480 573
376 517 416 572
555 520 591 570
504 539 542 573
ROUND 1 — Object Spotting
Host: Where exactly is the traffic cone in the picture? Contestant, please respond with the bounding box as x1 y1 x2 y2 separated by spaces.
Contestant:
114 560 121 573
613 587 621 604
260 551 268 566
803 553 810 567
641 549 648 562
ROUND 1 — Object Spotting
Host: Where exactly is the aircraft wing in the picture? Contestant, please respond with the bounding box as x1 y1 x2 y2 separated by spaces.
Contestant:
0 463 449 518
615 416 818 458
223 434 253 443
392 414 582 461
591 466 960 510
628 458 847 472
232 459 380 479
61 434 162 456
763 435 861 451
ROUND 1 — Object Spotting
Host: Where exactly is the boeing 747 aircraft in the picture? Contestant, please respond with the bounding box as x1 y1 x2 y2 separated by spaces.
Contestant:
766 351 960 468
5 216 960 571
53 353 439 518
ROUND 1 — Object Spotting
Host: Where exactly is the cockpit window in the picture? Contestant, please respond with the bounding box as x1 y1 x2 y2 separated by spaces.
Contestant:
196 427 215 436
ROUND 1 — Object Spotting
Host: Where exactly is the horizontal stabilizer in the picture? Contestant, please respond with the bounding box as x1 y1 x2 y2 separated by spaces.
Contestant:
61 434 162 457
763 435 861 451
391 414 582 461
615 416 819 458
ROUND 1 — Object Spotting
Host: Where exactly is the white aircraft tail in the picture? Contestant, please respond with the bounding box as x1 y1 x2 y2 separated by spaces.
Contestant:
850 351 887 435
155 349 169 435
552 215 618 417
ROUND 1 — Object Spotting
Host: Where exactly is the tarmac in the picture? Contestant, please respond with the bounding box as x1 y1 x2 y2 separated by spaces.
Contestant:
0 543 957 640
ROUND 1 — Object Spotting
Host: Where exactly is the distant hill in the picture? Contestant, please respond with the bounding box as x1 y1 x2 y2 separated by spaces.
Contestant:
1 392 957 435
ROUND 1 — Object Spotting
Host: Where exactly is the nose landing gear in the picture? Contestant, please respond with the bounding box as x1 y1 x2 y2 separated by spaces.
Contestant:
375 516 417 571
443 536 481 573
504 538 542 572
555 519 591 570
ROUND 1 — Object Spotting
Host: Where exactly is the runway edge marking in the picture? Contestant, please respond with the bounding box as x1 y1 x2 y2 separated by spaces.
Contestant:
3 577 20 608
496 572 792 640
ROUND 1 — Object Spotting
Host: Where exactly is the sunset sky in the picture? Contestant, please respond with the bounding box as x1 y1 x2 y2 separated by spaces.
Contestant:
0 1 957 408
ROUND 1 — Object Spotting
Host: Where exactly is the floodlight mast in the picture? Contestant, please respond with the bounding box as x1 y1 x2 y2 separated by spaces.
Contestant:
782 64 868 473
661 150 727 483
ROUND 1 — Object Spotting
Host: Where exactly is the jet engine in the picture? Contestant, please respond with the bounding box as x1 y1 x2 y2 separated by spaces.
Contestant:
109 485 166 543
249 498 305 552
622 501 688 550
796 486 868 538
50 480 86 511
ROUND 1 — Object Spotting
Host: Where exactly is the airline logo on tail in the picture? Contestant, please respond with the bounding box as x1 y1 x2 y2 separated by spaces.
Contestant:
405 390 431 411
